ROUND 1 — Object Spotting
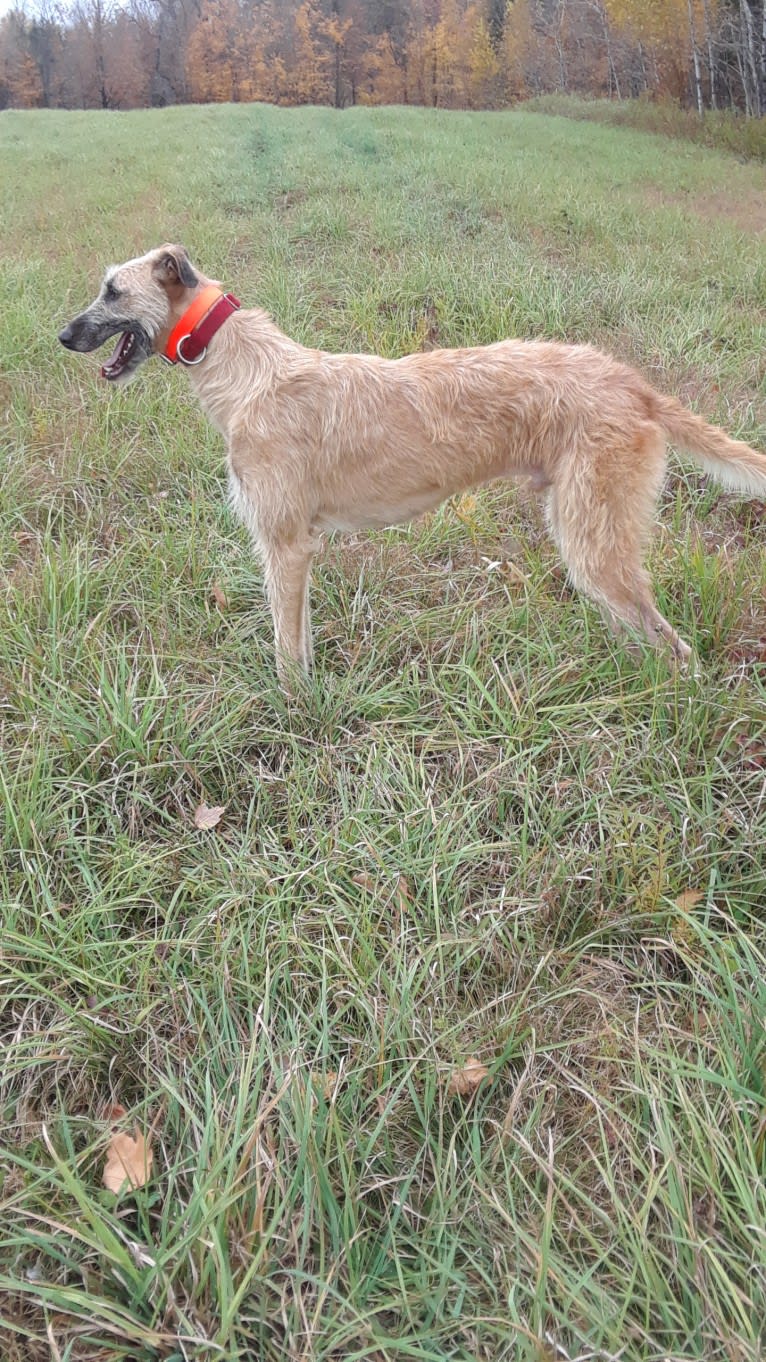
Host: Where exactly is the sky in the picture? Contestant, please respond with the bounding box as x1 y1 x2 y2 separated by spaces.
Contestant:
1 0 80 16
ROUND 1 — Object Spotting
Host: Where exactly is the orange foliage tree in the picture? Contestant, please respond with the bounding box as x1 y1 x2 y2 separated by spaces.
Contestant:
0 11 45 107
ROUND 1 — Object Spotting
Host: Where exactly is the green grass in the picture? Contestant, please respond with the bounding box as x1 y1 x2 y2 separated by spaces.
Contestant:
1 103 765 1361
525 93 766 162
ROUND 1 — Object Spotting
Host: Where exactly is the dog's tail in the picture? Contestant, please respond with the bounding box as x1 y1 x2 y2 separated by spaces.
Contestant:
656 395 766 497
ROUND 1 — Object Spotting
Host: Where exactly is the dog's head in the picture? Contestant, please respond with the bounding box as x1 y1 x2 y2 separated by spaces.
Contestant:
58 244 200 385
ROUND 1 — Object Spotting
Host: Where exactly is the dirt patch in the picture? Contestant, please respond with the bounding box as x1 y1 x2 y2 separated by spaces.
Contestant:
645 184 766 234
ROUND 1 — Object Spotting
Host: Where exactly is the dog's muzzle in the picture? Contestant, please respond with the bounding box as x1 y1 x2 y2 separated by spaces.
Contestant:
57 312 117 354
58 319 98 352
58 312 152 382
58 323 77 348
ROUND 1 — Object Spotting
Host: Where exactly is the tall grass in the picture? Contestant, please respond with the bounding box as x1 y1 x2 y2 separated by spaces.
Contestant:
525 93 766 161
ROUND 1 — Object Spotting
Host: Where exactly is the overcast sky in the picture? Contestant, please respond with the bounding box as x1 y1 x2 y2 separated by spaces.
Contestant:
1 0 78 16
2 0 42 14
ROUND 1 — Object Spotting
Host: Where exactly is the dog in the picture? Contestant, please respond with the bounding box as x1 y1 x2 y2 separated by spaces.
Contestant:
59 244 766 679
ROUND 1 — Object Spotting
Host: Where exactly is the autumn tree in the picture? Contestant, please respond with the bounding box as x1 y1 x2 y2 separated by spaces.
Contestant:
186 0 242 101
358 29 407 99
281 0 352 104
0 11 44 107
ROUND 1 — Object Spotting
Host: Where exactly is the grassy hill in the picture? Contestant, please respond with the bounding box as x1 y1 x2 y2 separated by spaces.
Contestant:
1 103 765 1362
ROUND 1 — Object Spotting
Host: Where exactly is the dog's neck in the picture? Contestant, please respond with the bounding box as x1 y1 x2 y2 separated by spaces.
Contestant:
157 274 224 355
183 303 303 440
162 284 236 365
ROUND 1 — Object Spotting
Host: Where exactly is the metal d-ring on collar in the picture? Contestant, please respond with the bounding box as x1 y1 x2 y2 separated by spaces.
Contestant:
176 334 207 366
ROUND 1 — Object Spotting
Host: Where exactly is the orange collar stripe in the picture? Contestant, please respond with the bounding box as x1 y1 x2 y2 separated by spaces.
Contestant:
164 285 224 364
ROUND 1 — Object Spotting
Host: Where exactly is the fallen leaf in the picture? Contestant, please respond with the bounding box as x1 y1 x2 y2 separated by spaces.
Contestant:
311 1071 339 1101
194 802 226 831
675 889 704 912
211 581 229 611
14 529 37 548
499 559 528 585
102 1125 152 1194
352 871 376 892
104 1103 127 1122
446 1056 492 1098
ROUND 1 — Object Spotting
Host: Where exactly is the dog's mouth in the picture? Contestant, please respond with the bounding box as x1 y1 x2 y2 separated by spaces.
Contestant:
101 330 138 380
100 326 151 382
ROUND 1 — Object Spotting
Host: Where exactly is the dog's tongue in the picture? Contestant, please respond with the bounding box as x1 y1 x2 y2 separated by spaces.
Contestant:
101 331 133 379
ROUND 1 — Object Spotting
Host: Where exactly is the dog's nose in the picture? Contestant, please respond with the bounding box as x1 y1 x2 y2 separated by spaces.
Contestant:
58 323 75 348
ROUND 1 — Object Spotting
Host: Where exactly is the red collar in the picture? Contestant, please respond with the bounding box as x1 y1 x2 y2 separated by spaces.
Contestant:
161 286 240 366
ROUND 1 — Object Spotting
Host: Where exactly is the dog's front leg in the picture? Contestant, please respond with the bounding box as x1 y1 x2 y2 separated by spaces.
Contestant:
260 534 318 685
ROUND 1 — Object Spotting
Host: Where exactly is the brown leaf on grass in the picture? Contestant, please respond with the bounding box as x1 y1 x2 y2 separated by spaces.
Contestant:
675 889 704 912
211 581 229 611
446 1056 493 1098
193 802 226 831
352 871 376 893
13 528 38 550
311 1071 339 1101
104 1103 127 1122
498 558 528 585
102 1121 153 1194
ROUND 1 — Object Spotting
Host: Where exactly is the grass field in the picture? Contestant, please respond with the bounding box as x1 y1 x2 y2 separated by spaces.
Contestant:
524 94 766 163
1 103 766 1362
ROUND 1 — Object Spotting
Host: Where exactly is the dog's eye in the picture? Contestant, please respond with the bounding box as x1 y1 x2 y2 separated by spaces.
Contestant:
104 281 121 301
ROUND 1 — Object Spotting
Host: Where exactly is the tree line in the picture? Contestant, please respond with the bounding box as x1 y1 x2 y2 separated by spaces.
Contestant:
2 0 765 116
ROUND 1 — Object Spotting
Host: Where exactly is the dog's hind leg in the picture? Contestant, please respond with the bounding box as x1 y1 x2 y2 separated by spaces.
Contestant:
545 432 692 664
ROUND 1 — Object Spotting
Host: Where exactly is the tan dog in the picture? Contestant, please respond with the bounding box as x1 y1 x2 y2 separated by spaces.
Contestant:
60 244 766 678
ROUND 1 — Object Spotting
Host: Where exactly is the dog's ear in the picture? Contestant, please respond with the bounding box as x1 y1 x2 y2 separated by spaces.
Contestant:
154 245 198 289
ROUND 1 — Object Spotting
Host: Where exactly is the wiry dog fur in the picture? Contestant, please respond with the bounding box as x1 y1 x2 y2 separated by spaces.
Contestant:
60 244 766 678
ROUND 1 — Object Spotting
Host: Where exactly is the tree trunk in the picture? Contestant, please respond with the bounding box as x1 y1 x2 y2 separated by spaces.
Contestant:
700 0 717 108
599 1 621 99
739 0 761 115
687 0 704 112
